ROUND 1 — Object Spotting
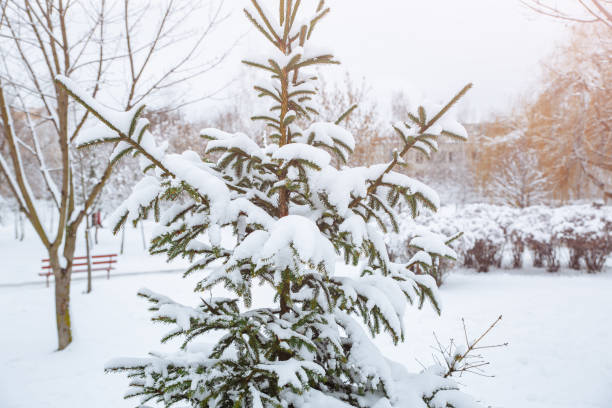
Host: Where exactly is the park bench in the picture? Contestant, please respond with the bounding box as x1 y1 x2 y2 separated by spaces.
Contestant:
39 254 117 287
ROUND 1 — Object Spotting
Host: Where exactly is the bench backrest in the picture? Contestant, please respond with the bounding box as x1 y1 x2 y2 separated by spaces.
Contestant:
41 254 117 270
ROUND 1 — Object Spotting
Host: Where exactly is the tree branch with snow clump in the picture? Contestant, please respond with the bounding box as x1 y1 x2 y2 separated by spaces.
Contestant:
60 1 477 407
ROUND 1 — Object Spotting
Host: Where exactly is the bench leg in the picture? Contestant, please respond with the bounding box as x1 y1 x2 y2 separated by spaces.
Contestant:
107 268 110 280
46 274 50 288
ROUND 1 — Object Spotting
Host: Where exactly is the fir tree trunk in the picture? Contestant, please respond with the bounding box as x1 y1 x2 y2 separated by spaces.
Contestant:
278 65 290 318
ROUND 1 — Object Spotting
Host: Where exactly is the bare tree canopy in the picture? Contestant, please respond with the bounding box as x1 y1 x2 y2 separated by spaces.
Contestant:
0 0 231 350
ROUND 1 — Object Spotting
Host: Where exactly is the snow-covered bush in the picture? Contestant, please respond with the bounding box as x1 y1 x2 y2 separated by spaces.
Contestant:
409 229 460 287
59 2 480 407
392 203 612 275
387 210 461 286
553 205 612 273
520 206 560 272
461 205 514 271
461 216 505 273
391 207 505 275
505 204 612 272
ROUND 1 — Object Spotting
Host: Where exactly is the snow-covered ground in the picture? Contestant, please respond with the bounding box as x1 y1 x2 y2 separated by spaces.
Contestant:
1 223 611 407
1 268 611 408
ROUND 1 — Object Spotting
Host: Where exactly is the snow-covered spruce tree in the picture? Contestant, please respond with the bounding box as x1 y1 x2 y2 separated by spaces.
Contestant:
57 1 476 406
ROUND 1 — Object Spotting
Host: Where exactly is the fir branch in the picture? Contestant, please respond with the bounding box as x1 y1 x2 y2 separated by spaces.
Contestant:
249 0 282 47
348 83 472 211
335 104 358 125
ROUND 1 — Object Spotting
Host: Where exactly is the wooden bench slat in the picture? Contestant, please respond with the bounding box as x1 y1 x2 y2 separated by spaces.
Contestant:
39 267 115 276
41 259 118 269
39 266 115 274
71 267 116 273
41 254 116 263
40 254 118 287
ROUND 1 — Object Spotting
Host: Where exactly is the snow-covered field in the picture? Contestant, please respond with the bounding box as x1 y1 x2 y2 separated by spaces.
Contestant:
1 268 611 408
1 223 612 408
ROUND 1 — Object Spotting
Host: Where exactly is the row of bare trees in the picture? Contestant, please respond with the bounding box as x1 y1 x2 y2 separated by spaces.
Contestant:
0 0 229 350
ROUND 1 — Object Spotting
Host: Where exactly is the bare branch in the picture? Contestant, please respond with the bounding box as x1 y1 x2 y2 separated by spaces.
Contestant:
0 80 50 246
521 0 612 27
429 316 508 379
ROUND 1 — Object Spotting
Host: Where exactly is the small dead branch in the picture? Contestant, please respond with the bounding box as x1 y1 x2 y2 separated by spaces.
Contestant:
429 315 508 379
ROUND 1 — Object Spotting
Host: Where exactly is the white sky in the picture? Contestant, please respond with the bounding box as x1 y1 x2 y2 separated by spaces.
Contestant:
190 0 573 121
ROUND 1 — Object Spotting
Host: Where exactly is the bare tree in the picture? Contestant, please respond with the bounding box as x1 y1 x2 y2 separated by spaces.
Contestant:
528 24 611 201
0 0 230 350
522 1 611 201
522 0 612 28
491 145 549 208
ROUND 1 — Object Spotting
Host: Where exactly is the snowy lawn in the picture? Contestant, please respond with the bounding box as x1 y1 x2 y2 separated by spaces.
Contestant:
1 269 611 408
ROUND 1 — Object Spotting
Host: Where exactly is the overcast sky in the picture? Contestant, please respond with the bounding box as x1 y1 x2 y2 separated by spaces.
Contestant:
191 0 573 121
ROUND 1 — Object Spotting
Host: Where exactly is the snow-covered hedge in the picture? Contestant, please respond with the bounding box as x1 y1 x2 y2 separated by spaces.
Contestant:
553 205 612 272
388 203 612 280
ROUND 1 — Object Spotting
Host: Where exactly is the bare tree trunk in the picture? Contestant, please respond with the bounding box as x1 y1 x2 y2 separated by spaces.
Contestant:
14 209 18 240
120 226 126 254
140 220 147 251
48 201 55 233
80 158 93 294
85 218 93 294
52 228 79 350
49 253 72 350
18 211 24 241
54 270 72 350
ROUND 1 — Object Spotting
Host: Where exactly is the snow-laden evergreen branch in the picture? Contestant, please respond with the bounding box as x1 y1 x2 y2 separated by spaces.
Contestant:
58 1 477 407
